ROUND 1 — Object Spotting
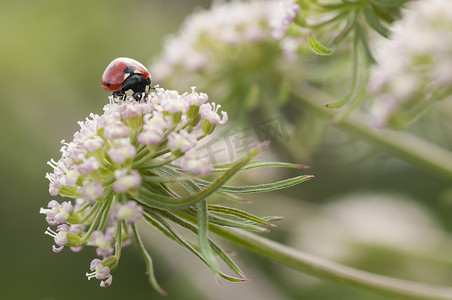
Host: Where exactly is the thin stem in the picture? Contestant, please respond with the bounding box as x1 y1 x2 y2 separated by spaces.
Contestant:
80 196 113 243
132 223 167 296
176 211 452 300
291 83 452 182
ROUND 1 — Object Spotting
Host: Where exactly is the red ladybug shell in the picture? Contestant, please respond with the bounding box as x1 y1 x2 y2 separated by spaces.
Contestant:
101 57 151 92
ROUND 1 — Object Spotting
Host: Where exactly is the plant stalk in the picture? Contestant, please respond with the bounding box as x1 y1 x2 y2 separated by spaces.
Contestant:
292 83 452 182
205 221 452 300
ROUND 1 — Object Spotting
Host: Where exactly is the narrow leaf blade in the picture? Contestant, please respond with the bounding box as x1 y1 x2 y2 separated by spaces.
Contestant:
132 225 167 296
309 34 334 56
198 199 219 277
197 175 314 194
364 4 390 38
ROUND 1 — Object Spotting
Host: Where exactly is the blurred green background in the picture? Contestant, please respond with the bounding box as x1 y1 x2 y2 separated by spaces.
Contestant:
2 0 452 299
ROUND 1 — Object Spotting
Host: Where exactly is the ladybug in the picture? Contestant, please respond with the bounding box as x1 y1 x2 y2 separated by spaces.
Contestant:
101 57 152 101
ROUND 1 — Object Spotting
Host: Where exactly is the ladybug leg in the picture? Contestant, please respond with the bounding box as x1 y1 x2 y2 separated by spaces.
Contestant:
132 92 144 101
118 74 152 101
112 90 126 101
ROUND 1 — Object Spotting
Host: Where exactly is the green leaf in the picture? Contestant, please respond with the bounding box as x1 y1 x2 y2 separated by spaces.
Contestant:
331 84 368 124
208 205 275 226
143 211 246 282
132 224 166 296
364 4 390 38
318 3 352 10
370 0 410 7
197 199 219 277
184 208 270 232
261 216 284 222
355 23 377 64
329 17 356 48
196 175 314 194
309 34 334 56
310 10 351 29
213 161 308 172
326 32 359 109
136 146 262 209
153 209 247 280
325 91 355 109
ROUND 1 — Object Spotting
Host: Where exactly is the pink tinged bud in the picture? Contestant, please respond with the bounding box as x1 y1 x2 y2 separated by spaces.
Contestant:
100 275 113 288
77 156 100 174
91 229 115 258
52 245 65 253
138 129 164 146
103 111 121 122
71 224 84 233
112 169 142 193
168 131 197 153
87 258 115 287
49 185 60 197
120 102 152 120
48 200 59 208
55 232 68 247
55 201 74 223
79 180 104 203
185 87 209 106
47 172 64 196
61 169 80 186
145 111 172 129
40 200 74 226
112 201 143 225
83 136 105 152
70 246 83 253
92 227 114 244
199 102 228 125
90 259 102 271
180 154 213 176
57 224 70 232
63 143 86 163
103 121 131 140
138 112 171 145
46 224 82 248
160 90 189 114
47 219 59 226
107 140 136 164
96 266 110 280
40 204 58 226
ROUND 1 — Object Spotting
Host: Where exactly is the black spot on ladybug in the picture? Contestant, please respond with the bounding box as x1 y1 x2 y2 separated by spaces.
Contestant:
109 63 116 70
107 80 111 87
123 66 137 74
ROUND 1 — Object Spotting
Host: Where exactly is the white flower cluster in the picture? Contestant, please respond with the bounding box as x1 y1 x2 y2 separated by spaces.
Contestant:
369 0 452 127
45 87 225 198
41 87 227 287
152 0 300 83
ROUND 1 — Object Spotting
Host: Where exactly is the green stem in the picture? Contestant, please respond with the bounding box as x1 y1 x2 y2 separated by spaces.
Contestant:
178 211 452 299
292 83 452 182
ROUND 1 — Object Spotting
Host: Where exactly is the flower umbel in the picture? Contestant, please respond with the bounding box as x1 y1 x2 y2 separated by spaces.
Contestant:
151 1 308 126
368 0 452 128
41 87 312 292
